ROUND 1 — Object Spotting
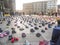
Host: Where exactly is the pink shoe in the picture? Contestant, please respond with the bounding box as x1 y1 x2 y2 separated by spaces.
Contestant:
3 33 7 36
0 33 4 38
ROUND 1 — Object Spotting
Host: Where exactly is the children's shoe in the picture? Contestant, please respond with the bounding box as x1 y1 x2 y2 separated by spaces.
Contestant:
11 38 15 43
0 33 4 38
14 37 19 41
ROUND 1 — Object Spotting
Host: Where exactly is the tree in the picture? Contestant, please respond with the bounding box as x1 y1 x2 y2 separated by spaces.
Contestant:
0 1 4 11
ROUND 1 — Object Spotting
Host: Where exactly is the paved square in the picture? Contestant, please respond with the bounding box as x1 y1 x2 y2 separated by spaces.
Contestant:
0 15 57 45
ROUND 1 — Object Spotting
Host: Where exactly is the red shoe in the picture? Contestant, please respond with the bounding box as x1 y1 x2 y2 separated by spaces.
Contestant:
14 37 19 41
11 38 15 43
39 41 45 45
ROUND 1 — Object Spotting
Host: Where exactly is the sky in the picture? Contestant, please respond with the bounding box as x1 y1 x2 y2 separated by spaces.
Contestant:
15 0 60 10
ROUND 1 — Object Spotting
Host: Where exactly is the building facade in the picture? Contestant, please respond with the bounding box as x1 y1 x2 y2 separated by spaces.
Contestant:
23 3 33 14
57 5 60 15
33 1 47 14
23 0 57 15
23 1 47 15
47 0 57 15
